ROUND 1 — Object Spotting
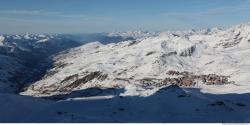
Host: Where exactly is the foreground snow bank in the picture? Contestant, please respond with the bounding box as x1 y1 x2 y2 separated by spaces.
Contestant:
2 85 250 122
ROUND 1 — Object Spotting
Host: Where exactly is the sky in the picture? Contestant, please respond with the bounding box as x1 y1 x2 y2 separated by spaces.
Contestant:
0 0 250 34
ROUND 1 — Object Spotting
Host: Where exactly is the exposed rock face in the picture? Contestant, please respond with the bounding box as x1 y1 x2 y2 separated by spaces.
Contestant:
28 71 109 95
179 45 196 57
145 51 156 56
59 72 108 92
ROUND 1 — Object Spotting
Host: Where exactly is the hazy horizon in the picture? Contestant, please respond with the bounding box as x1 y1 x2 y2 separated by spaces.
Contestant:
1 0 250 34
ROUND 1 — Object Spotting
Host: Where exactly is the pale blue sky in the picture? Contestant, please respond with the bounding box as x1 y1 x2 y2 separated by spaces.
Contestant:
0 0 250 33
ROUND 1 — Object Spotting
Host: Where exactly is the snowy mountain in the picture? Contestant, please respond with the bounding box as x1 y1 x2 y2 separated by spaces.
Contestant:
0 32 151 94
1 23 250 122
62 31 156 45
22 23 250 97
0 34 80 93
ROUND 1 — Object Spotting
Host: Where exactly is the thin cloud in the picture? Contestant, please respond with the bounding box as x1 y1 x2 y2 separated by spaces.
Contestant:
0 10 86 19
162 1 250 18
206 5 250 14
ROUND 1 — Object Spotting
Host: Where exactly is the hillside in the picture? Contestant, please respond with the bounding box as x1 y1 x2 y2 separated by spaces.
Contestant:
22 23 250 97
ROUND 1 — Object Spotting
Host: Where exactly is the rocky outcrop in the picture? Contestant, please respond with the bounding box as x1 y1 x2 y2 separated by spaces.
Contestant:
32 71 109 94
59 72 108 92
179 45 196 57
145 51 156 56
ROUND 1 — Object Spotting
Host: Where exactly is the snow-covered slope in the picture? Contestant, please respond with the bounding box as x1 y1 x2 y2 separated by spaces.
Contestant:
3 85 250 122
0 32 153 94
0 34 80 93
22 23 250 97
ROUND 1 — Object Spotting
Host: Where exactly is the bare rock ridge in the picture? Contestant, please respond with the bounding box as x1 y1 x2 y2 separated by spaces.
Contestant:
30 71 108 94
